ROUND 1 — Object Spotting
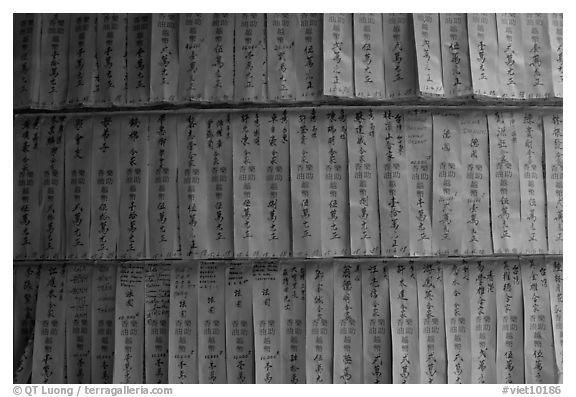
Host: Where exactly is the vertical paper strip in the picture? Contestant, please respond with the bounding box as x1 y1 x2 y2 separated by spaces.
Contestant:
97 13 127 106
65 263 92 383
389 260 419 383
413 13 444 97
440 14 473 98
443 260 471 384
546 257 563 383
253 260 282 383
178 14 209 102
225 260 255 384
405 111 433 256
323 13 354 97
382 14 417 100
266 14 297 101
67 14 97 106
305 260 334 383
469 259 497 383
232 112 266 257
90 115 120 260
547 14 563 98
204 14 234 102
294 14 323 101
118 114 149 259
521 14 553 99
14 14 41 108
32 264 67 383
234 14 268 103
353 14 385 99
168 262 198 384
459 112 492 255
289 109 322 257
467 14 500 98
521 257 556 383
38 14 69 108
495 258 524 383
144 263 171 383
516 111 547 254
148 114 180 258
488 112 522 254
126 14 151 105
197 261 226 383
432 113 463 255
333 260 363 383
65 116 92 259
279 260 306 383
361 259 391 384
319 109 350 256
377 110 410 256
91 263 116 384
496 13 527 100
150 14 179 103
347 109 380 256
113 262 145 384
543 112 563 254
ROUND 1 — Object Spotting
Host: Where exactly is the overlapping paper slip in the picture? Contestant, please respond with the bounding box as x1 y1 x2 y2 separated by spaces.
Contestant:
543 112 563 254
127 14 152 105
440 14 473 98
96 14 127 106
204 14 234 102
67 14 98 106
323 14 354 98
38 14 69 108
234 14 268 103
150 14 179 104
267 14 298 101
548 14 563 98
467 14 499 98
91 263 116 384
294 14 323 101
178 14 209 103
353 14 385 99
497 13 527 100
13 13 41 108
413 13 444 97
382 14 417 100
546 256 563 383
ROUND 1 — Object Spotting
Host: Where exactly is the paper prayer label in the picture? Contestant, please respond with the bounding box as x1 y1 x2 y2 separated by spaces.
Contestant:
65 116 92 259
469 259 497 383
67 14 98 106
225 260 255 383
305 260 334 383
389 260 419 383
361 260 391 384
521 14 553 99
467 14 500 98
347 109 380 256
168 262 198 384
90 116 120 259
118 114 149 259
333 260 363 383
279 260 306 383
459 112 492 255
416 261 447 383
97 14 127 106
91 263 116 383
443 260 471 384
148 114 180 258
521 257 556 383
14 14 41 108
353 14 385 99
204 14 234 102
14 265 40 376
547 14 563 98
323 13 354 97
382 14 417 99
14 116 43 259
252 260 282 383
32 264 67 383
150 14 179 103
543 112 562 254
546 257 563 383
266 14 298 101
413 13 444 97
126 14 151 105
198 260 227 383
178 14 209 102
294 14 323 101
38 14 69 108
318 109 350 256
487 112 522 254
377 110 410 256
65 263 92 383
432 113 463 255
234 14 268 103
496 14 527 100
495 258 524 383
440 14 473 98
405 111 433 256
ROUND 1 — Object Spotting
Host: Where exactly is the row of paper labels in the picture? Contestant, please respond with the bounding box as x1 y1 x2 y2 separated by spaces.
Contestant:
14 108 563 260
14 256 562 384
14 13 563 109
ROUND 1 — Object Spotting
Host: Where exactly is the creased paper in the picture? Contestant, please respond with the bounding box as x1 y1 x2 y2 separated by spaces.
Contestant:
547 14 563 98
91 263 116 383
96 14 127 106
413 13 444 97
38 14 69 108
353 14 385 99
546 256 563 383
382 14 417 99
126 14 151 105
440 14 473 98
323 13 354 98
67 14 98 106
521 14 553 99
467 14 500 98
178 14 209 102
294 14 323 101
543 112 562 254
150 14 179 103
266 14 297 101
496 14 527 100
204 14 234 102
234 14 268 103
13 14 41 108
